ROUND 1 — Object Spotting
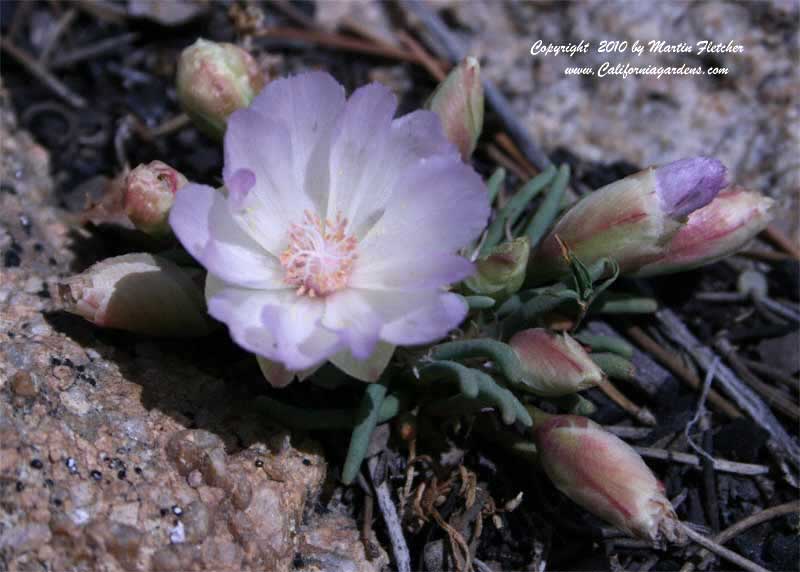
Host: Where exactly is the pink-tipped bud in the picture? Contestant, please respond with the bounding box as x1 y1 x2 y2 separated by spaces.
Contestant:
509 328 603 396
534 414 681 541
465 237 529 301
426 56 484 160
634 187 775 277
124 161 187 237
529 157 727 282
56 254 213 337
177 39 266 138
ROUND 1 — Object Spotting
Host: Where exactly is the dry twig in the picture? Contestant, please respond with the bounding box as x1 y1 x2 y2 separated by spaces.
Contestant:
680 523 769 572
0 38 87 109
255 26 425 64
368 456 411 572
684 501 800 572
761 225 800 260
625 324 742 418
598 380 657 426
38 8 77 65
50 32 139 70
714 338 800 421
633 447 769 476
740 358 799 392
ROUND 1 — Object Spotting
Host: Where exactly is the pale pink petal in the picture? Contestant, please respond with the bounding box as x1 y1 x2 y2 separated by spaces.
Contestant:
170 184 285 288
248 71 346 210
325 83 397 230
346 109 459 238
350 253 474 291
381 292 467 346
354 157 489 289
322 289 468 357
320 288 386 359
224 109 315 255
207 286 337 370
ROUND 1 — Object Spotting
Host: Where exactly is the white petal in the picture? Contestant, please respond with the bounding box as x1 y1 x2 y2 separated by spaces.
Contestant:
249 71 346 210
207 286 336 370
338 108 459 238
170 184 285 288
224 109 316 255
322 288 466 357
350 252 474 291
320 288 386 359
381 292 468 346
325 83 397 232
354 157 489 287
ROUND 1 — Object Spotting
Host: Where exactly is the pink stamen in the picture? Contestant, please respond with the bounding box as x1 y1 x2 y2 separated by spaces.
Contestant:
279 210 358 297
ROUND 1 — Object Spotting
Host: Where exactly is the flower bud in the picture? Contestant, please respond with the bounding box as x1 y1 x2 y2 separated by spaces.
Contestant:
533 414 681 541
57 253 213 337
509 328 603 396
464 238 529 301
176 39 266 138
426 56 484 160
124 161 188 237
529 157 727 282
633 188 775 277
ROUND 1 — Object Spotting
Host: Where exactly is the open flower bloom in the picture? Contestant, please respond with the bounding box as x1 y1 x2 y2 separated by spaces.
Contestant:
170 72 489 384
534 414 681 542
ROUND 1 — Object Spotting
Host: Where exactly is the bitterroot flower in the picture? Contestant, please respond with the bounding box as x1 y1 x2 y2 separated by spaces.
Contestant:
529 157 727 282
633 187 775 277
57 253 213 337
509 328 603 396
533 414 681 541
426 57 484 160
124 161 188 237
169 72 490 383
177 39 266 138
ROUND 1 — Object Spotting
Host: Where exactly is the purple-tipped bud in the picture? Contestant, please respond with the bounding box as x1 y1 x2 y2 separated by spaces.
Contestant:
56 254 213 337
528 157 730 283
534 414 682 541
509 328 604 396
177 39 266 138
465 238 529 301
654 157 727 218
634 187 775 277
124 161 188 237
426 56 484 160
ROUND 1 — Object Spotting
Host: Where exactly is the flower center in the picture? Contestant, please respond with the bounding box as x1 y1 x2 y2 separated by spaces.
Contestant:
280 210 358 297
